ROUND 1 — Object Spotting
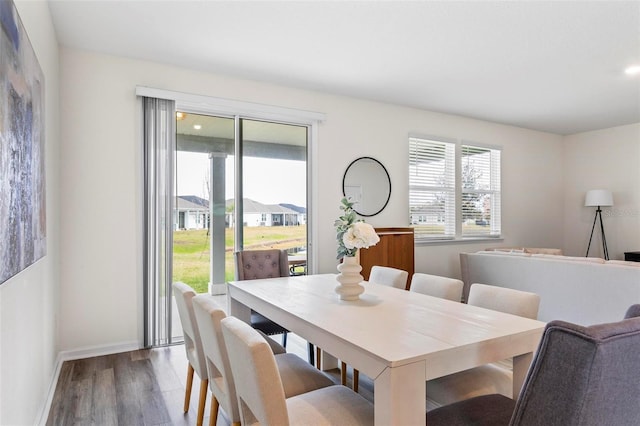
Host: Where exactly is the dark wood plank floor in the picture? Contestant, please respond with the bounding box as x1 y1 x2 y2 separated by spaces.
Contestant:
46 336 371 426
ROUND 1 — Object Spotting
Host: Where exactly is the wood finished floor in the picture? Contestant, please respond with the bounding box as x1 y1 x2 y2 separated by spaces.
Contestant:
46 334 371 426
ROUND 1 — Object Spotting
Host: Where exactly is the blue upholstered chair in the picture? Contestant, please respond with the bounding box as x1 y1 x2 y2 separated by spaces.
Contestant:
427 304 640 425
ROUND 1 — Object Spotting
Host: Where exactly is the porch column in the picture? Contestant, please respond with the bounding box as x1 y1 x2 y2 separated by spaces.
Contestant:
209 153 227 294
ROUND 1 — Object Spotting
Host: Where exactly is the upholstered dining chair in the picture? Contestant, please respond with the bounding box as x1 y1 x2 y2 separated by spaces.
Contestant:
235 248 316 363
426 283 540 407
427 304 640 425
192 295 335 426
368 265 409 289
235 249 291 346
221 316 374 426
172 282 209 426
409 273 464 302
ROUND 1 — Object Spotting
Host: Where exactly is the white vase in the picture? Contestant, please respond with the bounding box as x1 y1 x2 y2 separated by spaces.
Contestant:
335 254 364 301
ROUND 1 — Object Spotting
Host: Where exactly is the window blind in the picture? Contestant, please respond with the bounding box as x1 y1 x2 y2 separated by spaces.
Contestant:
409 137 456 239
461 144 501 237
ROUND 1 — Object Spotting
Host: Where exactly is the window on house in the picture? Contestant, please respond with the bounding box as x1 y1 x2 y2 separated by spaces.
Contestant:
409 136 501 241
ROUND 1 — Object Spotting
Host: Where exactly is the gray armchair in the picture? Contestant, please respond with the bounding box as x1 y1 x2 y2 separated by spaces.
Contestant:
427 304 640 425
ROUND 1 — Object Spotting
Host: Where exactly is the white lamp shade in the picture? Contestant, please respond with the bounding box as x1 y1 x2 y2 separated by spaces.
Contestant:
585 189 613 207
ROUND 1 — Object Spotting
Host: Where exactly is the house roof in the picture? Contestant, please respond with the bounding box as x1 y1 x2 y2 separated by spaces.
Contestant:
176 195 209 211
226 198 300 215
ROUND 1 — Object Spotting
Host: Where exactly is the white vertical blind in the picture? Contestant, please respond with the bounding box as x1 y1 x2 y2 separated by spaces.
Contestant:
409 137 456 239
143 97 176 347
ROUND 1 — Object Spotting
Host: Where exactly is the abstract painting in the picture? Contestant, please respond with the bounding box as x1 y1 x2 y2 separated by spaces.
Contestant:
0 0 45 284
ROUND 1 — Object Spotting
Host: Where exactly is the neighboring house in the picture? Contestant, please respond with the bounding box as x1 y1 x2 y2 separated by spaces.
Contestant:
175 195 209 230
226 198 306 227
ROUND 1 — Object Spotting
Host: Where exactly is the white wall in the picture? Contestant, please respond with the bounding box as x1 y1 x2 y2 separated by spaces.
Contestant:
58 48 565 353
562 123 640 259
0 1 60 424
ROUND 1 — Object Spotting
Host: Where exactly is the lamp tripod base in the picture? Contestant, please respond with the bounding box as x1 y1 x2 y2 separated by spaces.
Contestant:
585 207 609 260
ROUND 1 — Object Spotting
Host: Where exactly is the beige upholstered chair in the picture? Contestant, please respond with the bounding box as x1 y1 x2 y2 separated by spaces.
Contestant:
192 295 335 426
221 316 374 425
410 273 464 302
426 283 541 408
172 282 209 426
369 265 409 289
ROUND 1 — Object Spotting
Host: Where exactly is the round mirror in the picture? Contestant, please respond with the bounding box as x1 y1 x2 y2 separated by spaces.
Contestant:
342 157 391 217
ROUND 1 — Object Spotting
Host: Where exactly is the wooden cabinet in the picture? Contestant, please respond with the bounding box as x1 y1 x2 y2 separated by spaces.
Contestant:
359 227 415 289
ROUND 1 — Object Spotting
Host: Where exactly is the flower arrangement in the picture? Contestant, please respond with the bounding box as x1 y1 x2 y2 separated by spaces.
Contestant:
334 197 380 259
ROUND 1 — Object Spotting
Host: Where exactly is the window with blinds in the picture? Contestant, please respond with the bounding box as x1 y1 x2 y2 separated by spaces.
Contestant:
409 136 501 241
461 144 501 237
409 137 456 239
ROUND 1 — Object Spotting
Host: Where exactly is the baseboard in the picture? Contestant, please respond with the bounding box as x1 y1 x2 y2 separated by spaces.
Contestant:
36 340 141 425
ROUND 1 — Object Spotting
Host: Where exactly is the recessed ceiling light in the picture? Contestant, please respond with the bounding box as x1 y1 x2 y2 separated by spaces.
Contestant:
193 124 202 130
624 65 640 75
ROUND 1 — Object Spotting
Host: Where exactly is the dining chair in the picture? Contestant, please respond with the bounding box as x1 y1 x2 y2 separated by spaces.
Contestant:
221 316 374 425
409 273 464 302
426 283 540 407
341 265 409 392
427 304 640 425
172 282 209 426
192 295 335 426
235 248 315 364
368 265 409 289
235 249 290 346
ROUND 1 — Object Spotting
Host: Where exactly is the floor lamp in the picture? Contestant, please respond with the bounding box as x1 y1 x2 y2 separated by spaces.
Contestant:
585 189 613 260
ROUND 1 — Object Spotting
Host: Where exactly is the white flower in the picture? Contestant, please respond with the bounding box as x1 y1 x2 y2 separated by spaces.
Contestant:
342 222 380 250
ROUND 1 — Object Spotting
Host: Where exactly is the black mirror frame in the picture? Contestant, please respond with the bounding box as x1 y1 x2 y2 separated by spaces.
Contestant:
342 156 391 217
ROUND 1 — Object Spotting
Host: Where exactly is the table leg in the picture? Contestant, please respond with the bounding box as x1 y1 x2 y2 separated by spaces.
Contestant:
513 352 533 399
375 361 425 426
228 295 251 323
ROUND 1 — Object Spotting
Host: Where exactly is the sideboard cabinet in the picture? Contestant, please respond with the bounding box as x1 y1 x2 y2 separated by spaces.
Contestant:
359 227 415 289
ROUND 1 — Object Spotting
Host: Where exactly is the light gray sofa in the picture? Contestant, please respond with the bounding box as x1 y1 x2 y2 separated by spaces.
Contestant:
460 251 640 325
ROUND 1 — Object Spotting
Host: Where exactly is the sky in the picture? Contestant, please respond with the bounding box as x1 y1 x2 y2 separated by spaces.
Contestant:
176 151 307 207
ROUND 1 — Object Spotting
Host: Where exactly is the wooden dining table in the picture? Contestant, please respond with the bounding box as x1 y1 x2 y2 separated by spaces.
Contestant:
227 274 545 425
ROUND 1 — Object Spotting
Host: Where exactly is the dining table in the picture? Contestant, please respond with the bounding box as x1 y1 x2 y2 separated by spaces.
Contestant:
227 273 546 425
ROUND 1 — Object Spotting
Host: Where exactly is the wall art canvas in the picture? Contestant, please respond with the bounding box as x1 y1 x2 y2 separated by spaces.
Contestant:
0 0 46 285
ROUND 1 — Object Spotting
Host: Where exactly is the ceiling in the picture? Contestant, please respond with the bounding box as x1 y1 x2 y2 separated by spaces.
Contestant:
48 0 640 135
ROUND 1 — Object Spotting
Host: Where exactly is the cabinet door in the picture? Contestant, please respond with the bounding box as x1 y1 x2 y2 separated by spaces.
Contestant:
360 228 414 289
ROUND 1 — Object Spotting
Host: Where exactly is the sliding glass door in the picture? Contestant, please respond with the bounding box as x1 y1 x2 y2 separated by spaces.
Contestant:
238 119 308 258
167 113 309 343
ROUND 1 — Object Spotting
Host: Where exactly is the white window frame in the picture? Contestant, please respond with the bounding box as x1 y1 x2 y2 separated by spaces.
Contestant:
409 134 502 243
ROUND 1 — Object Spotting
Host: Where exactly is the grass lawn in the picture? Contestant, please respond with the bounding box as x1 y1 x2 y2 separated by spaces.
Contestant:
173 225 306 293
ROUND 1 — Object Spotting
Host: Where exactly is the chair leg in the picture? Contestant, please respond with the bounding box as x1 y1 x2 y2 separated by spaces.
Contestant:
316 347 322 370
282 332 288 347
208 395 219 426
184 364 194 413
196 379 208 426
353 369 359 393
341 362 347 386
